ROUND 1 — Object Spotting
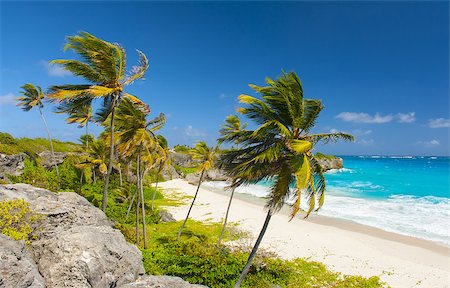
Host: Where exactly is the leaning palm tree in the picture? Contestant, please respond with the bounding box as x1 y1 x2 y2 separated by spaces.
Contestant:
76 138 108 184
114 99 165 248
217 115 247 245
219 71 354 287
48 31 149 212
17 84 60 187
151 137 170 210
177 141 218 240
55 99 93 189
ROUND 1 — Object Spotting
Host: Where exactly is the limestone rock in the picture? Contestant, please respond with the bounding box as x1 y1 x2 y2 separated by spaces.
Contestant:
185 173 201 185
119 275 207 288
205 169 228 181
0 183 144 288
318 157 343 171
38 151 67 169
0 234 45 288
170 152 195 167
0 153 25 177
159 210 176 223
162 164 181 181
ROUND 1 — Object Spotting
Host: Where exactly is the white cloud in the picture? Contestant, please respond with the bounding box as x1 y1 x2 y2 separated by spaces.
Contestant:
352 129 372 136
418 139 440 147
358 139 374 145
336 112 417 124
184 125 206 138
428 118 450 128
40 60 71 77
397 112 416 123
336 112 393 124
0 93 17 105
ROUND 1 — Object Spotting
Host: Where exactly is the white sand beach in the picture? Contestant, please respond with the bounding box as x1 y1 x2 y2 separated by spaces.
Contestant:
158 179 450 288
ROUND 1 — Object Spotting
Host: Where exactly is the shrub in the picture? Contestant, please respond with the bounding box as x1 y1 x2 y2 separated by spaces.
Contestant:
0 199 41 244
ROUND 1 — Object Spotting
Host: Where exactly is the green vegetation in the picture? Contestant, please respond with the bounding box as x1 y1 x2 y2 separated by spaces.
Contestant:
0 134 79 156
219 72 355 286
173 164 198 176
3 31 380 287
315 152 338 160
0 199 42 244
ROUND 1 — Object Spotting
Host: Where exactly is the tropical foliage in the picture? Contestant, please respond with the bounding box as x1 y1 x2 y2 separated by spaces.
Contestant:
218 71 354 286
47 31 149 212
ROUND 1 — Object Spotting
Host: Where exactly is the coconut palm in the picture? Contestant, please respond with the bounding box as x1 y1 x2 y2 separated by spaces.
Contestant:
76 138 108 183
17 84 60 187
151 136 170 210
55 99 93 189
114 99 165 248
219 72 354 287
48 31 149 212
217 115 247 245
177 141 218 240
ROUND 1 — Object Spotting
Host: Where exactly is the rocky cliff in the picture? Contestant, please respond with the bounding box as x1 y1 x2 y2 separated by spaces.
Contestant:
0 184 204 288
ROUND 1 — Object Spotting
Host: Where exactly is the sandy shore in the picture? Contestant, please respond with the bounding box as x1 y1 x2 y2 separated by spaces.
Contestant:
157 179 450 288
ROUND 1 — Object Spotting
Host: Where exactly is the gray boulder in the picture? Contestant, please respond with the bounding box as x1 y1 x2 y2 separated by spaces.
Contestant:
120 275 207 288
185 172 201 185
318 157 343 171
0 183 144 288
159 210 176 223
205 169 228 181
0 153 25 177
0 234 45 288
170 152 195 167
161 164 181 181
38 151 67 169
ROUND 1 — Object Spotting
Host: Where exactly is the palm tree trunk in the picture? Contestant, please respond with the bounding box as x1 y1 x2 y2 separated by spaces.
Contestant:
177 169 205 240
39 107 60 189
102 95 118 212
126 190 137 219
135 160 140 246
151 165 163 210
119 167 123 187
79 123 89 192
138 150 147 249
234 210 272 288
218 186 236 245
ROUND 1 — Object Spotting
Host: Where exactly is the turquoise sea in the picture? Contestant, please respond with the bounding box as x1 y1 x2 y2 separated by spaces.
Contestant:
204 156 450 245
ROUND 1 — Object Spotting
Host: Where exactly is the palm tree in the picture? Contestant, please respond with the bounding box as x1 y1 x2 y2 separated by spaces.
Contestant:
48 31 149 212
151 136 170 210
55 99 93 189
114 99 165 248
217 115 247 245
17 84 60 187
177 141 217 240
219 72 354 287
76 139 108 184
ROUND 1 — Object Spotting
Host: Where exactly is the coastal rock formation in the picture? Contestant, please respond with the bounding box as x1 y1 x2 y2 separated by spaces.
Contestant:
38 151 67 169
206 169 228 181
162 164 181 181
170 152 196 168
120 275 206 288
159 210 176 223
0 234 45 288
0 153 25 177
0 183 144 287
317 157 343 171
185 172 201 185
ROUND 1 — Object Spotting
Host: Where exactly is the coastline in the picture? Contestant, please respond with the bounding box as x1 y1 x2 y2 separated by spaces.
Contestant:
158 179 450 288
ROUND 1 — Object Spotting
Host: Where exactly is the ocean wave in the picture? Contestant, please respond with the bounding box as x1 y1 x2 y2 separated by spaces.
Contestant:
202 181 450 245
324 168 355 174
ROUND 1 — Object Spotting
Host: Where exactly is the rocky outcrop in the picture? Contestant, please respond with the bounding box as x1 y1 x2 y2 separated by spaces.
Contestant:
0 153 25 177
206 169 228 181
185 172 201 185
170 152 196 167
0 184 205 288
159 210 176 223
317 157 343 171
0 234 45 288
162 164 181 181
0 184 144 288
38 151 67 169
120 275 206 288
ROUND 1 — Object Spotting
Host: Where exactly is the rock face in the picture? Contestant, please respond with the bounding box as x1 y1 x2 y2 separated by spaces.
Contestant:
159 210 176 223
161 164 181 181
0 153 25 177
185 173 201 185
119 275 206 288
0 234 45 288
170 152 196 168
0 184 144 288
317 157 343 171
38 151 67 169
205 169 228 181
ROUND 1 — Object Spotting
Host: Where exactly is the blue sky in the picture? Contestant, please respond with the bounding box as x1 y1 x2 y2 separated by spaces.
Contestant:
0 1 449 156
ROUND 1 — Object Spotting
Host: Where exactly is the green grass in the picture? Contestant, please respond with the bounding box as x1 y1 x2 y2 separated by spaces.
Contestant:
174 164 198 176
0 133 80 156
